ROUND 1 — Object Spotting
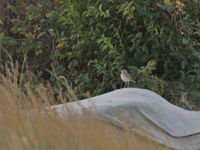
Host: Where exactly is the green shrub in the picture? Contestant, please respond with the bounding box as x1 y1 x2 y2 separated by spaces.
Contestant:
55 0 199 95
0 0 199 106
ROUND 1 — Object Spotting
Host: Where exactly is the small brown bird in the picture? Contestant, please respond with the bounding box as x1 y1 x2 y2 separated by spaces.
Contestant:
120 69 135 88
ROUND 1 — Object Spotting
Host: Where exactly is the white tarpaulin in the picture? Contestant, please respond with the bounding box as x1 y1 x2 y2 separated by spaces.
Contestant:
51 88 200 150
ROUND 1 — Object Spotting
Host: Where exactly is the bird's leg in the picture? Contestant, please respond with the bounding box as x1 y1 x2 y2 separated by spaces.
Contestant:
124 82 127 88
128 82 129 88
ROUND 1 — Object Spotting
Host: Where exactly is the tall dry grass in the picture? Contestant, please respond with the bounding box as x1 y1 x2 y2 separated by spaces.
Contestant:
0 63 172 150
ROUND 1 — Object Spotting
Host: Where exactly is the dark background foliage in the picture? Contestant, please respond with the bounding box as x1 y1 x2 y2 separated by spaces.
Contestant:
0 0 200 109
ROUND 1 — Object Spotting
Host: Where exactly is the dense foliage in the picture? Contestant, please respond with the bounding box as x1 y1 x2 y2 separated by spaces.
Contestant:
0 0 199 108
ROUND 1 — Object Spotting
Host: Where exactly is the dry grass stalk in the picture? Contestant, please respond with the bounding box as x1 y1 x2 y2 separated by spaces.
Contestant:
0 63 173 150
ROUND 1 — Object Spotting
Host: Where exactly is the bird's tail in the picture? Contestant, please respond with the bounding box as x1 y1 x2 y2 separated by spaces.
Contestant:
130 80 136 83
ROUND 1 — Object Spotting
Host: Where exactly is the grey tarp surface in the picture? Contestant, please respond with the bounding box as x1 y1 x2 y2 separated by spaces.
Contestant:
50 88 200 150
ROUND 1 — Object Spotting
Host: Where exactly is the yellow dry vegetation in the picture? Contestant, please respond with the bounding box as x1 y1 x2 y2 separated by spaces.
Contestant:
0 19 3 24
0 64 177 150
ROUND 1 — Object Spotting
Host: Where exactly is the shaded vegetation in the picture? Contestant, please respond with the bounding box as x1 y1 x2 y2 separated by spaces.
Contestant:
0 0 200 109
